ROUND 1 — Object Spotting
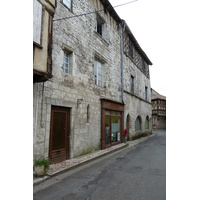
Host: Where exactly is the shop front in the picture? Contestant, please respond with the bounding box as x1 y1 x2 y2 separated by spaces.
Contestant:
101 98 124 149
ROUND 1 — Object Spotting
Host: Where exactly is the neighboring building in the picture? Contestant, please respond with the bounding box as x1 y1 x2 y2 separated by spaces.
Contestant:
33 0 56 157
122 21 152 140
33 0 56 83
151 88 166 130
33 0 153 164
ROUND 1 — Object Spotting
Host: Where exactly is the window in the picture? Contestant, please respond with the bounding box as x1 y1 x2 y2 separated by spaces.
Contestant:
62 44 73 75
94 59 104 87
145 86 148 101
97 24 103 36
135 116 141 131
63 51 69 74
131 76 134 93
145 116 149 129
96 14 105 37
87 104 90 123
63 0 72 10
105 110 121 145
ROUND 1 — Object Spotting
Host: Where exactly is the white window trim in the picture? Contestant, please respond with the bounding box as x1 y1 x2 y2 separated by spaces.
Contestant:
63 51 69 74
94 59 104 87
62 44 74 76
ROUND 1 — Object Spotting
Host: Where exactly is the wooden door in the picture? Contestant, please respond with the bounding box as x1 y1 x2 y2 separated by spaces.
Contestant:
49 106 70 164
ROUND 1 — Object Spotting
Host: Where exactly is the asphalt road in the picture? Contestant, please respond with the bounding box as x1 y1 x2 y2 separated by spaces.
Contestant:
34 130 166 200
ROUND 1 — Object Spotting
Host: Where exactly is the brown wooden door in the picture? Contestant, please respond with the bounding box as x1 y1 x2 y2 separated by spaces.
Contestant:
49 106 70 164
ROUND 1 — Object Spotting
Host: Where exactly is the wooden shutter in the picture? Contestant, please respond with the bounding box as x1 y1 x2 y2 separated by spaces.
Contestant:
33 0 43 45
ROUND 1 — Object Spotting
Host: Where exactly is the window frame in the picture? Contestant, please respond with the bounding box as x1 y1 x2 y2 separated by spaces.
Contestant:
131 75 134 94
62 44 73 75
63 51 69 74
96 13 105 38
94 59 104 87
145 86 148 101
135 116 142 131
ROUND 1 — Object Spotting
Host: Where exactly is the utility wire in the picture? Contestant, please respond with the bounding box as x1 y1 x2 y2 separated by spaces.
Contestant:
53 0 138 22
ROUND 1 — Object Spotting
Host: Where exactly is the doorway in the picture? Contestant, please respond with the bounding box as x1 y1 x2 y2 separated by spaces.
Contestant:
49 106 70 164
126 114 130 140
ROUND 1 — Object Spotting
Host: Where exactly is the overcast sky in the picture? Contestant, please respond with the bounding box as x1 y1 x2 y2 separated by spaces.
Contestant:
109 0 170 96
109 0 197 97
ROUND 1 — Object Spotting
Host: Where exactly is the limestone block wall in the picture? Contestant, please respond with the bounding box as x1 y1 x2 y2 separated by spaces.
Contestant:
33 0 123 158
33 0 153 159
123 49 152 138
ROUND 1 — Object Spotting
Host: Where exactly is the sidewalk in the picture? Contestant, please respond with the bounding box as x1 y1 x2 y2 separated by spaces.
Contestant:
33 134 154 186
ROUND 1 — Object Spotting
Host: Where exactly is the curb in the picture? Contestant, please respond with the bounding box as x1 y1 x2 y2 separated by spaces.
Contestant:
33 143 128 186
33 134 155 186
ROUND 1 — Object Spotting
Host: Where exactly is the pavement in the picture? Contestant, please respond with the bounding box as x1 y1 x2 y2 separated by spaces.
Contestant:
33 134 155 186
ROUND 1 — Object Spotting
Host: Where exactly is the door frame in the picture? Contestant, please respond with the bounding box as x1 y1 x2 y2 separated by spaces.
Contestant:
49 105 70 164
101 98 124 150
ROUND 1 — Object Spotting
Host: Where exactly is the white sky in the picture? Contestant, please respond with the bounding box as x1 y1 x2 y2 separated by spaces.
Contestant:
109 0 199 97
109 0 170 96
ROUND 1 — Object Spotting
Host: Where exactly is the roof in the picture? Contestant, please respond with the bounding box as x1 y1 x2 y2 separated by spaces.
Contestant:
122 20 153 65
100 1 152 66
100 0 121 23
151 88 166 100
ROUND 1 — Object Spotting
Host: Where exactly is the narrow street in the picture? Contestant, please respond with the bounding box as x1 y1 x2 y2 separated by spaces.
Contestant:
34 130 166 200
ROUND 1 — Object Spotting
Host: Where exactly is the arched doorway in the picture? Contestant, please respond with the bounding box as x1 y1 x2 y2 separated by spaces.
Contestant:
126 114 130 140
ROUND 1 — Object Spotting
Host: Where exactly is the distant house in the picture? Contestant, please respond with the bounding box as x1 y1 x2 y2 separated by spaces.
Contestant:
151 88 166 130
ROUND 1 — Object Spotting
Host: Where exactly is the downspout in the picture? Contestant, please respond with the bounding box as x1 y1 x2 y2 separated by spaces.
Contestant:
120 21 126 141
35 83 40 136
40 82 45 127
120 21 125 103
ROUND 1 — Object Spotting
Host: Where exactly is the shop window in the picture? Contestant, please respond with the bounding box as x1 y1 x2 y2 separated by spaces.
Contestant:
135 116 141 131
101 99 124 149
105 110 121 146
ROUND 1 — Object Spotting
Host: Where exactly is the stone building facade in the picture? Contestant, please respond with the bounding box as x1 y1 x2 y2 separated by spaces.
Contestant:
33 0 153 164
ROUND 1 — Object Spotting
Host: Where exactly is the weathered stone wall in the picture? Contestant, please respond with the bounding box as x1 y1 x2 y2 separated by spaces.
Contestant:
123 49 152 138
33 0 152 159
33 0 122 158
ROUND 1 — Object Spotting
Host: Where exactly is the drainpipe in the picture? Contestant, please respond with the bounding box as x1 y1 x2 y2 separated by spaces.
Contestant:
120 21 126 140
120 21 125 103
35 83 40 135
40 82 45 127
